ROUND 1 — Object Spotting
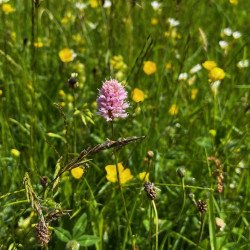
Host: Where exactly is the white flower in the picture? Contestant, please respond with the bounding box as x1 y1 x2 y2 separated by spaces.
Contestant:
222 27 232 36
151 1 161 10
219 40 228 49
237 59 249 68
178 73 188 81
75 3 87 10
103 0 112 8
189 64 202 74
216 217 226 232
168 18 180 27
211 80 221 92
233 31 242 39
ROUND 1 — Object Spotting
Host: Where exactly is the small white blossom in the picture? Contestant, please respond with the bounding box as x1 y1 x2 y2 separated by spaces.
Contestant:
151 1 161 10
222 27 232 36
178 73 188 81
233 31 242 39
189 64 202 74
216 217 226 232
211 80 221 92
75 3 87 10
219 40 229 49
103 0 112 8
168 18 180 27
237 59 249 68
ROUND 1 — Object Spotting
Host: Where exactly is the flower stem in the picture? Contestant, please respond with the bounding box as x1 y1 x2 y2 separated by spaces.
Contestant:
152 200 158 250
111 121 135 250
197 213 205 246
176 177 186 223
72 89 77 154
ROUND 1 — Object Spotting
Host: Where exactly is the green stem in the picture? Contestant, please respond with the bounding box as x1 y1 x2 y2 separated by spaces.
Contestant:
197 213 205 247
73 89 77 154
149 202 152 250
111 121 135 250
176 178 186 223
152 200 158 250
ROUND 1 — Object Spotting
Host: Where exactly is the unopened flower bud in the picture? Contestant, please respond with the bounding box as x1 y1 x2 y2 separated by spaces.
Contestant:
147 150 154 159
66 240 80 250
177 168 186 178
188 193 195 200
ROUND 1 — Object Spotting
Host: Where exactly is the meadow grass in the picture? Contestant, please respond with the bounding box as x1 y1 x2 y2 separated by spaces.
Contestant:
0 0 249 249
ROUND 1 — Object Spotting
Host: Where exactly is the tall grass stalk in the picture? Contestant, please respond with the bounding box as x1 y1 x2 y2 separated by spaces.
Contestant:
111 121 135 250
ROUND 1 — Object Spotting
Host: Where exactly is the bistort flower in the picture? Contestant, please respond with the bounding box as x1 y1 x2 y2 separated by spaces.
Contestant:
96 78 129 121
105 163 133 184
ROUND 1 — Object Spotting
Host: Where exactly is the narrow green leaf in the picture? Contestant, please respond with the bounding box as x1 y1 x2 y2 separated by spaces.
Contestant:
54 227 72 242
76 235 99 247
73 213 87 238
208 192 217 250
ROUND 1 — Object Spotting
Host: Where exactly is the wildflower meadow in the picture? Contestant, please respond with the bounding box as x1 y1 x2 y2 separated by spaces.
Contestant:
0 0 249 249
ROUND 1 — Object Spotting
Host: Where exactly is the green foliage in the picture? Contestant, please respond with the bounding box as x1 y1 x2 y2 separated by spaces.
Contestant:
0 0 249 249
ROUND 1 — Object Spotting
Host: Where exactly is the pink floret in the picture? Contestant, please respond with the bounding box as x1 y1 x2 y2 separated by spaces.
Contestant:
96 79 129 121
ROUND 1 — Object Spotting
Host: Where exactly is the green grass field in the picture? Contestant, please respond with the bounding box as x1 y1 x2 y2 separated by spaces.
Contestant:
0 0 249 249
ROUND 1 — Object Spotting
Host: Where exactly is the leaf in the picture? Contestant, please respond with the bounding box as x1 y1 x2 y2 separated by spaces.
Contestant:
54 227 72 242
76 235 99 246
73 213 87 238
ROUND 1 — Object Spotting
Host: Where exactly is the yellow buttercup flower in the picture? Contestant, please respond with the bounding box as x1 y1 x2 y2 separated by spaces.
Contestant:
209 129 217 137
191 89 198 100
11 149 20 157
151 18 158 25
71 167 84 179
105 163 133 184
34 42 43 48
169 104 178 115
229 0 238 5
143 61 157 75
59 90 65 96
2 4 15 14
132 88 145 103
202 61 217 71
59 48 76 63
0 90 3 96
89 0 100 8
138 172 149 182
208 67 225 81
165 62 172 70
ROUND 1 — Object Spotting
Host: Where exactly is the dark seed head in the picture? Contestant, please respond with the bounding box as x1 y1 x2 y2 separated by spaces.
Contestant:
68 77 79 89
35 221 50 245
144 181 157 200
197 200 207 214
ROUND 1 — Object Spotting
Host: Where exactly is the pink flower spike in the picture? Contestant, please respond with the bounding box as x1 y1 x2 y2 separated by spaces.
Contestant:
96 78 129 121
